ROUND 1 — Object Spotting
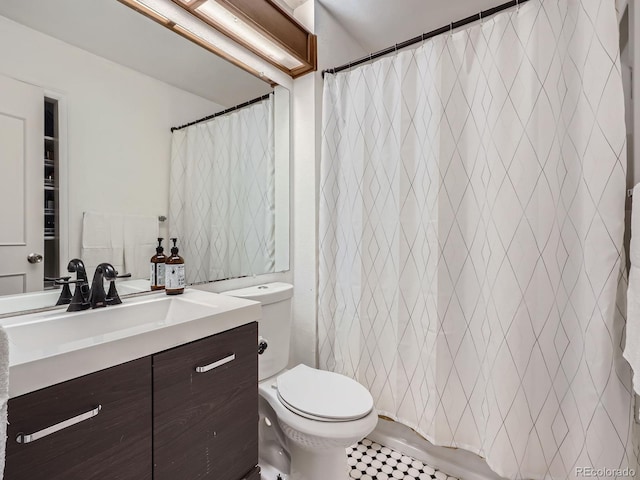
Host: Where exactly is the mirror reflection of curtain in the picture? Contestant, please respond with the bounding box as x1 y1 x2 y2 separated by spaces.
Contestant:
169 95 275 283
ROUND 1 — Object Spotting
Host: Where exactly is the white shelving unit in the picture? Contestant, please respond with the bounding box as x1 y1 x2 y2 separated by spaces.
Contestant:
44 101 59 289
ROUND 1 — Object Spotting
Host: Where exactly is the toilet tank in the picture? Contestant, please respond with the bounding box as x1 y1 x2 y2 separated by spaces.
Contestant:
221 283 293 381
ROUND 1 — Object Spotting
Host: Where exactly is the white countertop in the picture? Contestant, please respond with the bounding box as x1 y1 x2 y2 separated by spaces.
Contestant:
1 288 261 398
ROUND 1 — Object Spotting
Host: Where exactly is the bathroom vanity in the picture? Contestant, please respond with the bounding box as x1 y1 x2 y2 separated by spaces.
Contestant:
1 290 261 480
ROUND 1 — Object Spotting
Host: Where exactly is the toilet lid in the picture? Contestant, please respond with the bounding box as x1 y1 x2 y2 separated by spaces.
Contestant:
276 365 373 421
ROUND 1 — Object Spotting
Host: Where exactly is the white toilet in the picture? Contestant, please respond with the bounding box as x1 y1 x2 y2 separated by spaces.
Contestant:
222 283 378 480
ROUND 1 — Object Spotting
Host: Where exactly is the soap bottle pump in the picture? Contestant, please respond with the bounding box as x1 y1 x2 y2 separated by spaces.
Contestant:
150 238 166 291
165 238 185 295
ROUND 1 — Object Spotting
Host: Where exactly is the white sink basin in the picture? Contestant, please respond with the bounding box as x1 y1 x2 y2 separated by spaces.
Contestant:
0 279 151 316
7 296 215 350
2 289 261 397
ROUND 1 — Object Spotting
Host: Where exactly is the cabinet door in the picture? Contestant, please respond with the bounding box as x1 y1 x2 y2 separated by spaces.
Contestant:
153 322 258 480
5 357 152 480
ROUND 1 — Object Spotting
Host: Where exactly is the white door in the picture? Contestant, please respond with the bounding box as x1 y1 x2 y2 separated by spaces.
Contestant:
0 74 44 294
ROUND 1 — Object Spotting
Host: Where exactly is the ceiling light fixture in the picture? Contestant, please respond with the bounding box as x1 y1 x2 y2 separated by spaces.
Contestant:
118 0 316 79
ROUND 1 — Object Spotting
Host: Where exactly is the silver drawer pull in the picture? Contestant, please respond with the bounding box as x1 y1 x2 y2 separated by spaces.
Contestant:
195 353 236 373
16 405 102 444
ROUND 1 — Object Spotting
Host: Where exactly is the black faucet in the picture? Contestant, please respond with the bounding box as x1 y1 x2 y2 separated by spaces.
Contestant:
46 259 89 308
58 258 91 311
88 263 118 309
67 259 88 285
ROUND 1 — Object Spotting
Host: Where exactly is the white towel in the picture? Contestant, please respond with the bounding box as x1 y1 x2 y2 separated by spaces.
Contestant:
123 215 159 280
624 183 640 396
0 327 9 477
81 212 125 275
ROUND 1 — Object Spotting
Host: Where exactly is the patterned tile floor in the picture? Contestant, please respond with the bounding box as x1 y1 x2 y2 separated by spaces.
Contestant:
347 439 459 480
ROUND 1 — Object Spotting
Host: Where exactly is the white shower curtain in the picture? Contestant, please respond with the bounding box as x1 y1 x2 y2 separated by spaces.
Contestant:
319 1 637 478
170 96 275 283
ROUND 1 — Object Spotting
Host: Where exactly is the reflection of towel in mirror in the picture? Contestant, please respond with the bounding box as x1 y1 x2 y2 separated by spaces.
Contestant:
0 327 9 476
81 212 125 275
123 215 158 280
624 183 640 399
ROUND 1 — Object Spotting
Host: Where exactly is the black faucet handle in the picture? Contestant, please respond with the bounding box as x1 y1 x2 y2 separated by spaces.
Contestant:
45 276 71 282
106 281 122 306
104 272 131 306
47 277 74 306
67 283 91 312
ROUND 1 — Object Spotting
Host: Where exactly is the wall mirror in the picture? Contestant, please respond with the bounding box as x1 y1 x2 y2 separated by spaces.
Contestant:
0 0 290 315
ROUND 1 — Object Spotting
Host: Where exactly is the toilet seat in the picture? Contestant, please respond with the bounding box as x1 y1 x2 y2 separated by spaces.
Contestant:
276 365 373 422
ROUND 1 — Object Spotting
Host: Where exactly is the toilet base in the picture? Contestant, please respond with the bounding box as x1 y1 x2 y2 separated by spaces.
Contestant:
259 370 378 480
288 443 349 480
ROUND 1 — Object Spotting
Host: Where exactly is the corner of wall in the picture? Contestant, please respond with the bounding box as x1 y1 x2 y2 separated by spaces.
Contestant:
287 1 370 368
289 1 318 368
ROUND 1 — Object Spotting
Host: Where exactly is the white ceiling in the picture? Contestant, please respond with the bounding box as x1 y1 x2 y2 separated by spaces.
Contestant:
318 0 517 54
0 0 272 108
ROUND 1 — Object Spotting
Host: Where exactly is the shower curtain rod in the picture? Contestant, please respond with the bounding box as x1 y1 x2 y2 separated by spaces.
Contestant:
171 93 271 132
321 0 531 78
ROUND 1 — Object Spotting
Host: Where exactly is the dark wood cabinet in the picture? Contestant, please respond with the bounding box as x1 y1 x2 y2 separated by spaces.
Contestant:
153 322 258 480
5 357 152 480
4 323 259 480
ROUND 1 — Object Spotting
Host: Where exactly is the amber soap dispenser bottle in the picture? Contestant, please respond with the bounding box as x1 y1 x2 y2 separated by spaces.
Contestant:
165 238 185 295
150 238 166 291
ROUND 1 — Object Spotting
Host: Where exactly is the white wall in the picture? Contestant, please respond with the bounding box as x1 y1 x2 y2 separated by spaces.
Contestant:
289 1 318 367
0 15 223 269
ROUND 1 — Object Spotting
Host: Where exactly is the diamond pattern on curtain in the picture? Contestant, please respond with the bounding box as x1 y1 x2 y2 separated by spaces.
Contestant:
169 96 275 283
318 1 638 478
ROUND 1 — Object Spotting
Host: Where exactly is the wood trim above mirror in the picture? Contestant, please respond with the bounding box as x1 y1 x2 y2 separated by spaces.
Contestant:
116 0 281 85
214 0 316 77
172 0 317 78
119 0 316 80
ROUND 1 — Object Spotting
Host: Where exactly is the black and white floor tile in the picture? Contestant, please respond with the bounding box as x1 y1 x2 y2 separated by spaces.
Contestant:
347 439 458 480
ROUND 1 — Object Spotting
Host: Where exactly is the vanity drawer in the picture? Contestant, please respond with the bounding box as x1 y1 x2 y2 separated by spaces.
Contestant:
5 357 152 480
153 322 258 480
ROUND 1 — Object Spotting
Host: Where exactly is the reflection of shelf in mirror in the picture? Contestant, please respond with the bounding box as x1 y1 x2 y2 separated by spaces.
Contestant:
44 160 55 167
44 184 55 190
45 236 57 241
44 208 55 215
44 136 56 141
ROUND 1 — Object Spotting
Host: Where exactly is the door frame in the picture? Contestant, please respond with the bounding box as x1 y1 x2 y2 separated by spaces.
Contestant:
43 89 68 277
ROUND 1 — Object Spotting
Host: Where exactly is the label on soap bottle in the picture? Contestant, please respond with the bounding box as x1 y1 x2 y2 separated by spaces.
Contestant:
151 263 166 287
166 264 185 290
